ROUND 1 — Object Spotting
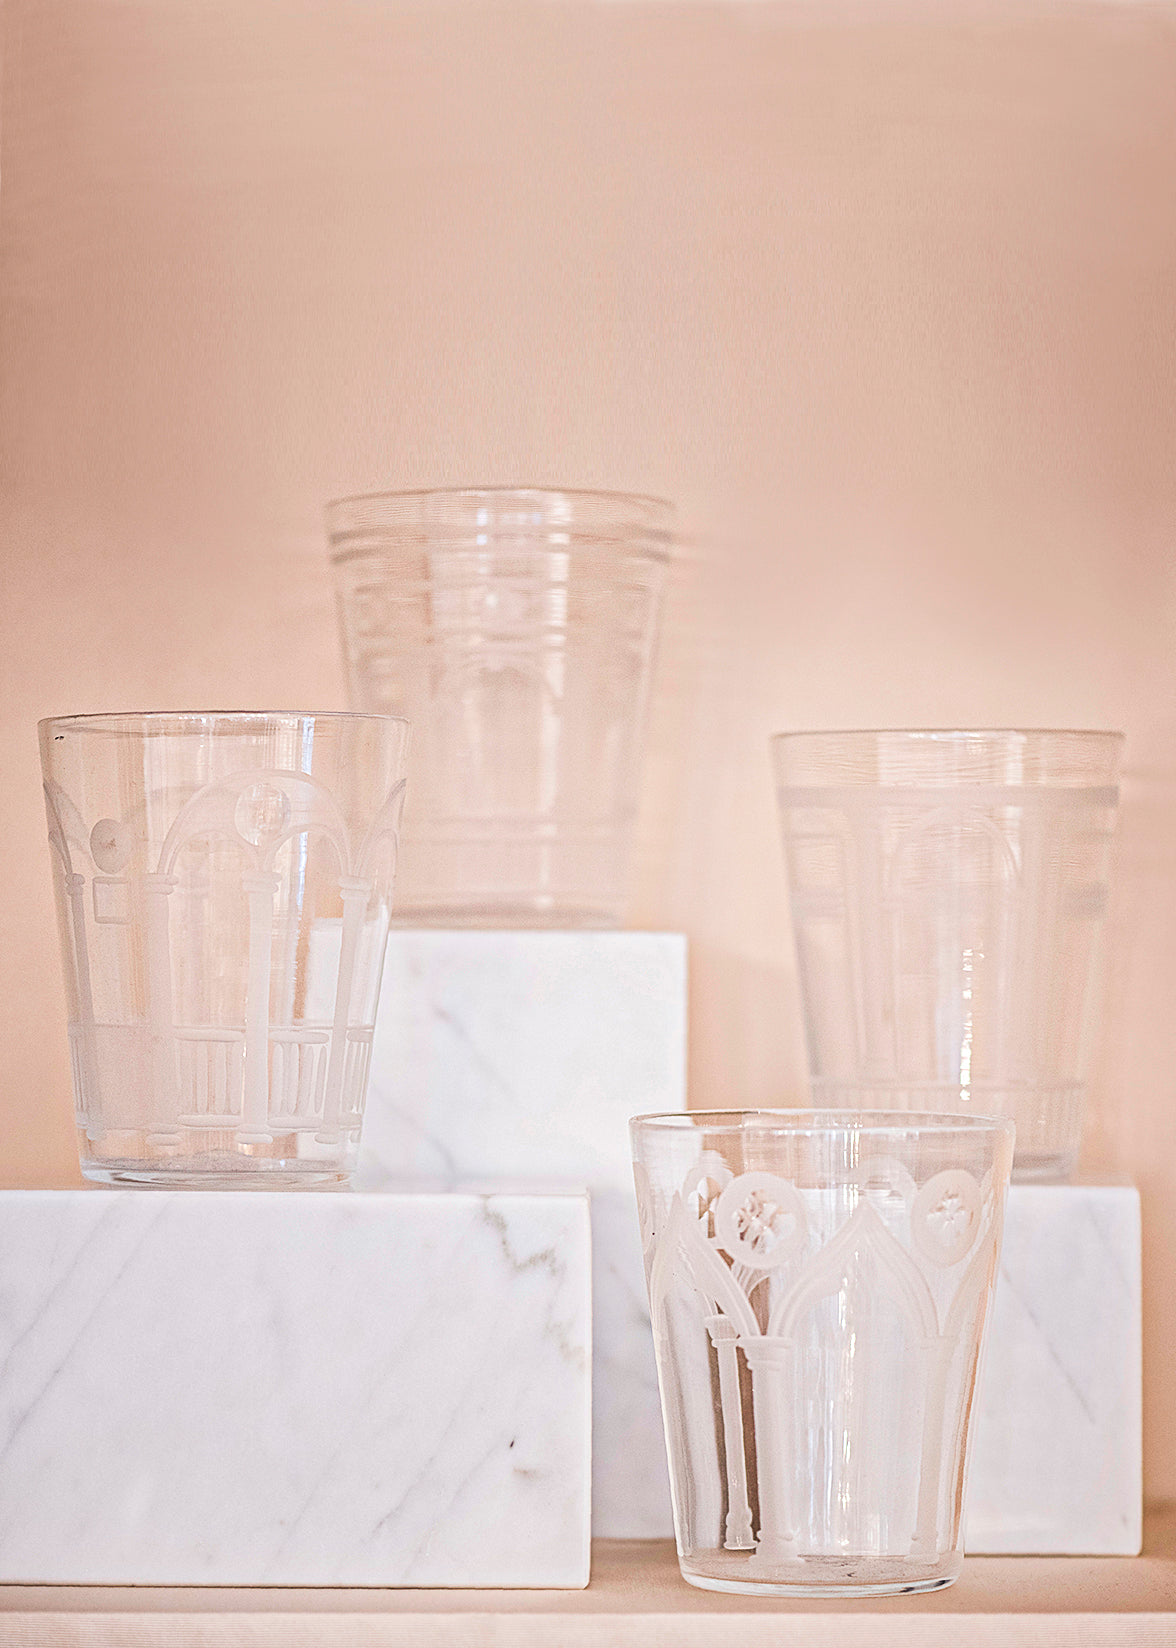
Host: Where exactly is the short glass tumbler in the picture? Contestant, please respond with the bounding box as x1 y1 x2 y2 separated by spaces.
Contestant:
329 488 671 927
40 712 410 1185
631 1110 1015 1597
773 730 1124 1181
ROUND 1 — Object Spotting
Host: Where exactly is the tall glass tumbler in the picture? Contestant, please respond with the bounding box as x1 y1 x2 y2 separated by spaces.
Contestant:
773 730 1123 1181
329 488 671 927
40 712 410 1185
632 1110 1014 1597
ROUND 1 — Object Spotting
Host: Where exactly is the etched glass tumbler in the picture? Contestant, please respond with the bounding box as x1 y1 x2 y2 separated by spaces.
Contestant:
773 730 1123 1181
40 712 410 1185
329 488 671 927
631 1110 1014 1597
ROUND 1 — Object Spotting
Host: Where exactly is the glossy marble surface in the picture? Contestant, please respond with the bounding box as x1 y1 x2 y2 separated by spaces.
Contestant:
0 1188 591 1586
356 930 687 1537
353 933 1139 1549
966 1182 1142 1555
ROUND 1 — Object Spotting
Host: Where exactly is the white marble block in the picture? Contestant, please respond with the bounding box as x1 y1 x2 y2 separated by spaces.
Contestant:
966 1182 1142 1555
0 1187 591 1586
355 930 687 1538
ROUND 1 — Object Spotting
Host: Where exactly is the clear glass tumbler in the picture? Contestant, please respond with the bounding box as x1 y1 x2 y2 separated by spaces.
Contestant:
772 730 1123 1181
40 712 410 1185
328 488 671 927
631 1109 1014 1597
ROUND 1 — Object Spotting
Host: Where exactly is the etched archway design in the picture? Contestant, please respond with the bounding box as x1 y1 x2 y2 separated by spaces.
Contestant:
42 750 405 1166
766 1202 937 1342
428 647 564 818
43 779 89 873
664 1158 1003 1567
647 1193 758 1553
909 1202 1003 1558
885 806 1021 898
151 767 376 1145
157 767 353 878
675 1199 759 1549
356 777 407 880
741 1201 939 1563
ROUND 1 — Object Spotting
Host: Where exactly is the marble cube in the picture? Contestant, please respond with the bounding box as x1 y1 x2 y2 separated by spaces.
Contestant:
0 1187 591 1586
966 1181 1142 1555
355 930 687 1538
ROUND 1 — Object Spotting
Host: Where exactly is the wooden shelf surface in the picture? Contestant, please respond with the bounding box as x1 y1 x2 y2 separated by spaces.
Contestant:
3 1510 1175 1647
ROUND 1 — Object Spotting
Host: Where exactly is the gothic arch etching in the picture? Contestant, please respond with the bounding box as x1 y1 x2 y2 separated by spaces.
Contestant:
652 1154 1003 1564
45 768 405 1151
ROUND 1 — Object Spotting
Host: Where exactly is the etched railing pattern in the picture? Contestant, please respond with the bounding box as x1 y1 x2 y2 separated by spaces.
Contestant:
174 1027 246 1128
266 1027 331 1130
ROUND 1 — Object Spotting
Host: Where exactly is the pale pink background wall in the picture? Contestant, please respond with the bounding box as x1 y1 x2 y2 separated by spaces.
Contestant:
3 0 1175 1493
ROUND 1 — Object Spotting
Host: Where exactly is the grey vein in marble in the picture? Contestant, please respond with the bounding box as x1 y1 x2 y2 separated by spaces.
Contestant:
0 1188 591 1587
354 930 686 1538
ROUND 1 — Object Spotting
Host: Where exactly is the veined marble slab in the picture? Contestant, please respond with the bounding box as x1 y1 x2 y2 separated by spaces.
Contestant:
341 935 1136 1554
354 930 687 1539
966 1181 1142 1555
0 1188 591 1586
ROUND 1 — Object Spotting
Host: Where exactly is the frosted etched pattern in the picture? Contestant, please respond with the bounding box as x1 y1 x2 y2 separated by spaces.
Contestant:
40 713 408 1185
774 730 1123 1180
632 1110 1013 1597
330 488 670 927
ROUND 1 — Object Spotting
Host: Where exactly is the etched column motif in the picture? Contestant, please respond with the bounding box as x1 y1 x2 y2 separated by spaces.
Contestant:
704 1313 755 1550
44 765 404 1160
661 1155 999 1567
43 782 100 1126
738 1337 796 1561
63 870 98 1123
240 869 280 1145
141 872 181 1144
319 874 374 1143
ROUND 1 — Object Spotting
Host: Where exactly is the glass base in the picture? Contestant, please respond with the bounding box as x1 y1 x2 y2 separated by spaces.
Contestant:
82 1162 349 1189
390 902 621 930
1011 1150 1078 1183
680 1551 962 1598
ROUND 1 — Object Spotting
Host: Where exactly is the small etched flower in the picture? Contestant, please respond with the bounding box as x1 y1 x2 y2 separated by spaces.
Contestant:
89 817 135 874
928 1188 971 1242
912 1169 983 1268
734 1189 793 1259
714 1172 806 1269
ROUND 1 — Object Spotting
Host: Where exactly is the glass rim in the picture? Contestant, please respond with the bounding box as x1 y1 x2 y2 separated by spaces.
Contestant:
770 727 1125 745
39 710 411 737
326 485 674 560
631 1108 1017 1140
327 483 673 513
